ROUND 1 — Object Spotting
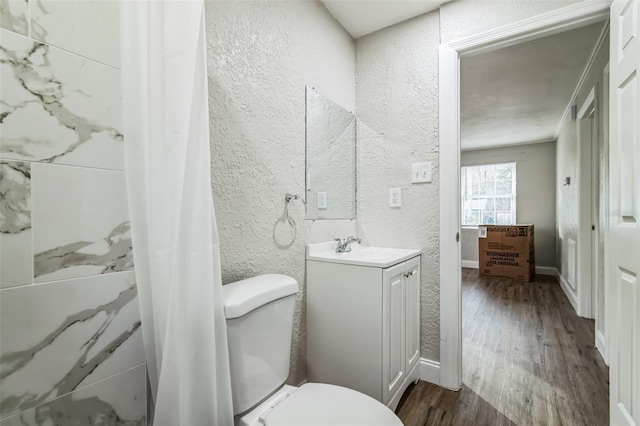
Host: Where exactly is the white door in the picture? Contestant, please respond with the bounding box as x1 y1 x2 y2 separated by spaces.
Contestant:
382 262 406 403
405 257 421 372
609 0 640 424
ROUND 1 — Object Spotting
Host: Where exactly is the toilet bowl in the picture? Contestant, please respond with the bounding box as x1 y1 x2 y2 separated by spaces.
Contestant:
236 383 402 426
223 274 403 426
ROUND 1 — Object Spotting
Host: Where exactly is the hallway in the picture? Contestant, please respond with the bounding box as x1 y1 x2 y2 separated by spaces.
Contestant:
396 268 609 426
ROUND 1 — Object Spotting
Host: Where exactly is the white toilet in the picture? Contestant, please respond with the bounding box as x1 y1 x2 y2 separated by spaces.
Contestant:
223 274 404 426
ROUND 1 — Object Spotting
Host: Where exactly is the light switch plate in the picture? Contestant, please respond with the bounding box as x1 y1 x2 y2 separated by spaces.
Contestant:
389 188 401 208
412 162 432 183
317 192 327 209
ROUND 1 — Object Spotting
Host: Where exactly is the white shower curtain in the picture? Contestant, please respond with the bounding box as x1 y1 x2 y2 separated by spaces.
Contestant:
120 1 234 425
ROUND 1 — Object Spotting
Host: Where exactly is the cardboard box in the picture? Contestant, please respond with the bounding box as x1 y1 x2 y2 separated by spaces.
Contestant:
478 225 535 281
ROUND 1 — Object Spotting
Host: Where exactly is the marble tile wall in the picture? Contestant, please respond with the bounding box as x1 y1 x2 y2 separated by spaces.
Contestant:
0 2 145 424
0 29 124 170
0 0 28 36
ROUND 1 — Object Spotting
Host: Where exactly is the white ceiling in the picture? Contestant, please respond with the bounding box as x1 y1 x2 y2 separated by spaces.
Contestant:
321 0 449 39
461 22 606 151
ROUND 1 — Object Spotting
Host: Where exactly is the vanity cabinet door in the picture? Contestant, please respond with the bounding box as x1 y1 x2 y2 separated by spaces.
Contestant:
382 262 406 404
405 257 421 372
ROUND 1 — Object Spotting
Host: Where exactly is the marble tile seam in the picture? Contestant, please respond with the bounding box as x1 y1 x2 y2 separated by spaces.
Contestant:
0 157 128 173
0 362 147 422
0 27 122 71
0 269 136 292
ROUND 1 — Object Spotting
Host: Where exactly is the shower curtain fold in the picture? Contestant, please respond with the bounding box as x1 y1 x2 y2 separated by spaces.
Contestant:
120 2 234 425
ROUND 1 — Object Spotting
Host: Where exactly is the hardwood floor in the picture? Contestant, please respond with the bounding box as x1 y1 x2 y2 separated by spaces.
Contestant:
396 268 609 426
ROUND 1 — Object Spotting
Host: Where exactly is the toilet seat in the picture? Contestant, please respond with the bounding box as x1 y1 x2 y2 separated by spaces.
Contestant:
262 383 403 426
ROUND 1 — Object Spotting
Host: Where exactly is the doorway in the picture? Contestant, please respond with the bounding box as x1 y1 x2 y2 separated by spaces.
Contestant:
450 15 610 423
438 0 611 392
439 2 640 424
574 80 611 363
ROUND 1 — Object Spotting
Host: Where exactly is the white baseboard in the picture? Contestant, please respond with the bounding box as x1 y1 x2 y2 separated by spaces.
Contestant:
535 266 557 276
557 268 579 313
463 263 557 276
419 358 440 386
461 260 478 269
595 329 608 366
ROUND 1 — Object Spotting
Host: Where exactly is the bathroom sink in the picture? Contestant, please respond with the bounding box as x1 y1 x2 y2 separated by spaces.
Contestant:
306 241 421 268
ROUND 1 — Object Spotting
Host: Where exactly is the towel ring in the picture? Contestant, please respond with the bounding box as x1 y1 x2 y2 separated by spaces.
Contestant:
285 193 305 228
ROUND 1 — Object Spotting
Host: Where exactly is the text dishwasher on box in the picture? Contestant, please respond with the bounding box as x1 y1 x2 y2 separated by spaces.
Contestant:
478 225 535 282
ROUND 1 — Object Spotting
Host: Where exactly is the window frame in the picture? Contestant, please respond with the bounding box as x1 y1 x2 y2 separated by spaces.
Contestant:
460 161 517 227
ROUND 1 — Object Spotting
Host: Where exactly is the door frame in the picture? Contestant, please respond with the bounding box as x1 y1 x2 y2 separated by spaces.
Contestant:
438 0 612 390
598 63 610 364
577 88 596 320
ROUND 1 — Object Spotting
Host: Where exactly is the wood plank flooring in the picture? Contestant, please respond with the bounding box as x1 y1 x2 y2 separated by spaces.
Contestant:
396 269 609 426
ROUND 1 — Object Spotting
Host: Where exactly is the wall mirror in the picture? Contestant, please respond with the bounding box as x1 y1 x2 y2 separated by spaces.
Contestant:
305 87 356 220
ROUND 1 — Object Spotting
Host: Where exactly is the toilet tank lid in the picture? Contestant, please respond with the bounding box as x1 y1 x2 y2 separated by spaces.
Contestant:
223 274 299 319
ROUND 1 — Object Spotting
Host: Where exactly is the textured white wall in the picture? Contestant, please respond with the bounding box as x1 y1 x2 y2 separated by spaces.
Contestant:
356 12 441 361
460 142 557 267
556 34 609 321
205 0 356 385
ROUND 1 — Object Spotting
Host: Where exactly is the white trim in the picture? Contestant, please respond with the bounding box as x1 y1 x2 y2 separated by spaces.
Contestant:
439 42 462 391
535 266 557 276
577 87 597 119
461 138 556 152
447 0 611 56
439 0 611 391
461 260 479 269
601 61 610 371
558 269 579 313
554 22 610 139
576 85 598 320
419 358 441 386
596 329 609 365
461 264 558 275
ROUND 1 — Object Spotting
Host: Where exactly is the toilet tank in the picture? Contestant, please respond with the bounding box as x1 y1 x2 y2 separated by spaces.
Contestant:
223 274 299 415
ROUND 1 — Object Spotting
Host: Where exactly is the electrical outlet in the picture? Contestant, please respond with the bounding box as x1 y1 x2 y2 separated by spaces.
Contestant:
412 162 432 183
389 188 401 208
317 192 327 209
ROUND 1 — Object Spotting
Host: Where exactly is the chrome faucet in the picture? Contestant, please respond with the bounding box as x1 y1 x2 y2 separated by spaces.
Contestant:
334 236 362 253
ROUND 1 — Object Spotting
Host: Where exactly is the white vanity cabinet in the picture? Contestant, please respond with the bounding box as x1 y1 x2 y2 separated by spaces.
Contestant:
382 257 421 405
306 245 421 410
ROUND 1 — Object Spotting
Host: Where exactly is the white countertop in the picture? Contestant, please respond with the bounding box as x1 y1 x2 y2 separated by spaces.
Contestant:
306 241 421 268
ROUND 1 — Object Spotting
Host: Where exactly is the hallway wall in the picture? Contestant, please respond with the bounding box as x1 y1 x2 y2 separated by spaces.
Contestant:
555 31 609 323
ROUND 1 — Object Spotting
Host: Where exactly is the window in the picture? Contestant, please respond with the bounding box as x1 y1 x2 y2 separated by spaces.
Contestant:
461 162 516 226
